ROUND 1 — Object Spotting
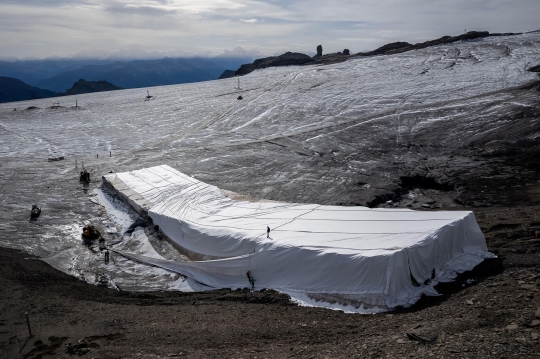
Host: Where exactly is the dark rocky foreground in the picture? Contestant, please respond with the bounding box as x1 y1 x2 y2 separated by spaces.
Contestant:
1 199 539 359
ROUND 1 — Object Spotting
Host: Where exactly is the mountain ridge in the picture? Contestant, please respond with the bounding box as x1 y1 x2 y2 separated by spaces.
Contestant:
232 31 522 77
0 77 123 104
32 57 257 92
0 46 262 92
65 79 122 95
0 76 56 104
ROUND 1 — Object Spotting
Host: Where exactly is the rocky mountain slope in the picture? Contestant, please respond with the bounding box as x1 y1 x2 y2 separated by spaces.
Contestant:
0 76 56 103
235 52 315 76
232 31 523 76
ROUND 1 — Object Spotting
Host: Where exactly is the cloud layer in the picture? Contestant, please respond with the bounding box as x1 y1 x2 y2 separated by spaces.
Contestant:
1 0 539 58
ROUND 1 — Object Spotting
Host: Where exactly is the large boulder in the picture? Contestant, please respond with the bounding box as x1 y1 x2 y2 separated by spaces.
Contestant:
314 45 323 58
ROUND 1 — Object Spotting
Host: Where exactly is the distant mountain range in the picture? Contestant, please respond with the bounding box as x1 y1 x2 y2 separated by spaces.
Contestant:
0 46 262 93
0 59 116 88
0 45 263 103
32 57 241 93
0 76 122 104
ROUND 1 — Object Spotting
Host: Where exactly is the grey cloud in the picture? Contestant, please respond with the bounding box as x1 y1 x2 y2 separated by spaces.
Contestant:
1 0 96 6
0 0 539 58
104 4 177 16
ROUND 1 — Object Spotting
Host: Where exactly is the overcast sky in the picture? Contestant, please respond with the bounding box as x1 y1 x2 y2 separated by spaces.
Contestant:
1 0 539 59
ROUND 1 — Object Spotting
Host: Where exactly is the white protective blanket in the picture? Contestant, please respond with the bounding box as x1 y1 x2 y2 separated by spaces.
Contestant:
105 165 492 309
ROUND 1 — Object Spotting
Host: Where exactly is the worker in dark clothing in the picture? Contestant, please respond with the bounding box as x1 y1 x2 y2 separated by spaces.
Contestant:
246 271 255 290
267 226 270 238
80 170 90 182
98 238 109 263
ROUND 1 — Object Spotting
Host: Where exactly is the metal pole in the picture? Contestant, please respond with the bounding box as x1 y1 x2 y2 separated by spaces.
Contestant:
25 312 32 338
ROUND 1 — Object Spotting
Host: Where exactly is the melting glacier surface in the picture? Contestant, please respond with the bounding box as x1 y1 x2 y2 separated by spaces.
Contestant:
0 33 539 305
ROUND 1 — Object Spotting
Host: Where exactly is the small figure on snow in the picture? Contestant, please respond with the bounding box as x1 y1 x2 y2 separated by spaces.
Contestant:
267 226 270 238
246 271 255 290
99 238 110 263
79 169 90 182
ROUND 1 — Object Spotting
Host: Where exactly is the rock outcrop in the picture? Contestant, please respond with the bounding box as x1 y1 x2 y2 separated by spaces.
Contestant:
235 52 314 76
358 42 411 56
218 70 236 79
65 79 122 96
354 31 491 57
315 45 323 58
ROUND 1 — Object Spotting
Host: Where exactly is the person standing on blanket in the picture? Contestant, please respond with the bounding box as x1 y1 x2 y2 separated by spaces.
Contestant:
246 271 255 290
